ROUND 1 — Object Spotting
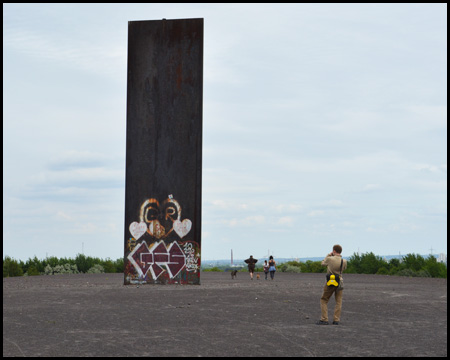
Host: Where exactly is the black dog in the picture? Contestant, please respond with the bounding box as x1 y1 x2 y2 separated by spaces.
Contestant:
231 270 238 279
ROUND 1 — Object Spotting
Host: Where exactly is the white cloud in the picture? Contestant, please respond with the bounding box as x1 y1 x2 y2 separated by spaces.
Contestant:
308 210 325 217
209 199 250 211
405 105 447 131
56 211 73 221
224 215 266 227
413 163 447 173
274 204 303 213
363 184 382 192
4 27 126 79
25 151 125 197
389 222 420 233
277 216 294 226
366 227 381 233
327 200 345 207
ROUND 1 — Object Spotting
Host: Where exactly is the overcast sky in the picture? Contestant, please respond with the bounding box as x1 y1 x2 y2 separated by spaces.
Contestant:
3 3 447 262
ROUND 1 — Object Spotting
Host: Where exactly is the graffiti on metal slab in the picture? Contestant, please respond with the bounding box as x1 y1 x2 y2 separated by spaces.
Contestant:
125 196 200 283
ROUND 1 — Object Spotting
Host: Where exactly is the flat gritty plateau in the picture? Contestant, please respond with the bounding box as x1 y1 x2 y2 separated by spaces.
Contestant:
3 272 447 357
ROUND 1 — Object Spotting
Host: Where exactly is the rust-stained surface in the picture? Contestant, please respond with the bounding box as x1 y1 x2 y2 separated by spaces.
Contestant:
124 19 203 285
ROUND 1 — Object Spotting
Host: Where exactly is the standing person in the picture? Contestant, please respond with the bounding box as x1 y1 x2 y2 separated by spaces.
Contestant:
244 255 258 280
316 244 347 325
268 255 276 280
263 260 269 280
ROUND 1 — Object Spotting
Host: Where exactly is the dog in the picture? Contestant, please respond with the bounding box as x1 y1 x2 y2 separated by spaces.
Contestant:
231 270 238 279
256 273 260 280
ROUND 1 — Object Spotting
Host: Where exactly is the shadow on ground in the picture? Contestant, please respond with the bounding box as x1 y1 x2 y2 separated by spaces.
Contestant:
3 272 447 357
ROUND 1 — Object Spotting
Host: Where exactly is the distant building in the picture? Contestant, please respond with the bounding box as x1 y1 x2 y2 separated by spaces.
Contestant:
437 253 447 264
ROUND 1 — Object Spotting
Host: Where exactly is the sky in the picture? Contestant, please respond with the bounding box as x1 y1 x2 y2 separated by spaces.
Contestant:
3 3 447 262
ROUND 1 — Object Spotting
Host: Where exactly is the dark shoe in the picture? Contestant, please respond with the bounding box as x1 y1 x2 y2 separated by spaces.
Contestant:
316 320 329 325
332 321 339 325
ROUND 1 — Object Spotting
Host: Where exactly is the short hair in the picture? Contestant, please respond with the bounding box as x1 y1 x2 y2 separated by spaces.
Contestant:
333 245 343 254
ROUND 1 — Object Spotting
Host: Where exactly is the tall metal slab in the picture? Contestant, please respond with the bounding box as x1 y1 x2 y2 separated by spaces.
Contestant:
124 18 203 285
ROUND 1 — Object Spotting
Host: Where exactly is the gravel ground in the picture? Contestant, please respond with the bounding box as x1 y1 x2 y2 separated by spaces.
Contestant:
3 272 447 357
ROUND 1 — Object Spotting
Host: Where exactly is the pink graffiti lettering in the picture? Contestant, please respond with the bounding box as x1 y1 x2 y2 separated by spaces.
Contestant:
128 241 186 280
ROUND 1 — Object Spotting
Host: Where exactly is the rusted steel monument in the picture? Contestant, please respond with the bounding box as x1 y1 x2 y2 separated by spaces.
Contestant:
124 18 203 285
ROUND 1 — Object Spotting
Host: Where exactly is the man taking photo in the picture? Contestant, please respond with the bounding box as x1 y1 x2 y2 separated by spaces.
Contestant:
316 244 347 325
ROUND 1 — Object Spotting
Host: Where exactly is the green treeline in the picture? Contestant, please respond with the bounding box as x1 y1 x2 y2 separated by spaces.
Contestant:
206 252 447 279
3 252 447 278
3 254 124 278
277 253 447 278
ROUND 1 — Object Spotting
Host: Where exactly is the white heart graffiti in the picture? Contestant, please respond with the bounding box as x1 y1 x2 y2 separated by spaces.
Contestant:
173 219 192 239
129 221 147 240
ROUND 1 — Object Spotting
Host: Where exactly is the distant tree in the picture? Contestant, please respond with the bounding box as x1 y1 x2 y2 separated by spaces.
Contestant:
101 259 116 273
305 260 326 273
278 263 288 272
114 258 125 273
360 252 384 274
376 267 389 275
44 263 79 275
3 256 24 277
416 270 431 278
279 261 303 273
283 265 302 273
75 254 96 273
87 264 105 274
43 256 61 268
402 254 425 272
388 266 400 276
396 269 416 277
44 264 53 275
346 253 362 273
388 258 401 269
23 256 45 274
25 265 41 276
285 260 302 268
423 255 447 278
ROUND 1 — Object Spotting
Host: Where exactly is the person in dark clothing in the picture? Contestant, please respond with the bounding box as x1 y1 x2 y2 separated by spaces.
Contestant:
268 255 276 280
244 255 258 280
